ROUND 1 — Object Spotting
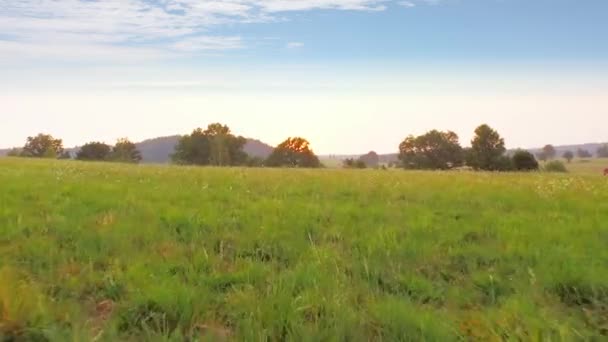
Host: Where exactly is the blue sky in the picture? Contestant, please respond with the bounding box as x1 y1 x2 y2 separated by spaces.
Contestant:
1 0 607 153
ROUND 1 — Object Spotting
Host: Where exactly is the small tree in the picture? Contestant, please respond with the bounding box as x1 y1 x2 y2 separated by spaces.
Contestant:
266 137 321 168
110 138 142 163
399 130 463 170
512 150 539 171
544 160 568 173
562 151 574 163
76 142 111 161
21 133 64 158
597 144 608 158
542 145 556 160
467 124 508 171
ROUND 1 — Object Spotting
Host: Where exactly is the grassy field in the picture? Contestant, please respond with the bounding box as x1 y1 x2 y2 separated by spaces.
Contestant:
563 158 608 176
1 158 607 341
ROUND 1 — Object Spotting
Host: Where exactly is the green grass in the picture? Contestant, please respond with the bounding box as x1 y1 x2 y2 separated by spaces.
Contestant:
1 157 607 341
563 158 608 176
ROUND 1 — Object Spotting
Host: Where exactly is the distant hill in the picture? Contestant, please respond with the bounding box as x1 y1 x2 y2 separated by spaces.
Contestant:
0 136 275 163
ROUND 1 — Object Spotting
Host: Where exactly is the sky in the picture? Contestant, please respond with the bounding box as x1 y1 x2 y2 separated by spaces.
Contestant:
1 0 607 154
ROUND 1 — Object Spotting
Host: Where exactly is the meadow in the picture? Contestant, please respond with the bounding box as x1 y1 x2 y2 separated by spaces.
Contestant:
1 158 607 341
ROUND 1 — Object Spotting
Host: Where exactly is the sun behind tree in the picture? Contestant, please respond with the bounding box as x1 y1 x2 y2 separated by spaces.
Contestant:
266 137 321 168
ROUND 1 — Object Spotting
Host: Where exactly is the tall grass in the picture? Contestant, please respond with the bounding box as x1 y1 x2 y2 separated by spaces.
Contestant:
1 158 607 340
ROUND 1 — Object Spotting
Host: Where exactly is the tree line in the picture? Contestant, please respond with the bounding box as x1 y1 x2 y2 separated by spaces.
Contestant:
7 123 321 168
7 123 608 170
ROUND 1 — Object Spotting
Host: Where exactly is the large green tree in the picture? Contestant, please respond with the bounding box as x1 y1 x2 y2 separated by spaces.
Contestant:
21 133 64 158
76 142 111 161
398 130 463 170
110 138 142 163
466 124 508 171
172 123 247 166
266 137 321 168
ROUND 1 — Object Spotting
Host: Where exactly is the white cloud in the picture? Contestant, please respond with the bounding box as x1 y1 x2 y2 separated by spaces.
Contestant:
0 0 436 62
398 1 416 8
286 42 304 49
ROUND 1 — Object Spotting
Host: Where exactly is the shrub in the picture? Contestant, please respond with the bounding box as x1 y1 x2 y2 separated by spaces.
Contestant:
511 150 539 171
544 160 568 173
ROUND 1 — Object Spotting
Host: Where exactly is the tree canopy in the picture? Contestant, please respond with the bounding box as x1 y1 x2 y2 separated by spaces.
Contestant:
110 138 142 164
563 150 574 163
21 133 64 158
76 142 112 161
398 130 463 170
466 124 508 171
172 123 247 166
266 137 321 168
512 150 539 171
542 145 557 160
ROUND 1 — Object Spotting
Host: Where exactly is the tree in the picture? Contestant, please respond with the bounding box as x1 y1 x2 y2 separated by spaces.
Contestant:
563 150 574 163
172 123 247 166
266 137 321 168
597 144 608 158
110 138 142 163
511 150 539 171
76 142 111 161
577 148 592 158
542 145 556 160
544 160 568 173
343 158 366 169
21 133 64 158
359 151 380 168
467 124 508 171
536 152 548 162
398 130 463 170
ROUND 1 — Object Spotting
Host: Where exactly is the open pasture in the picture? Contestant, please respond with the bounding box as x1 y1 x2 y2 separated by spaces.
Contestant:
1 158 607 340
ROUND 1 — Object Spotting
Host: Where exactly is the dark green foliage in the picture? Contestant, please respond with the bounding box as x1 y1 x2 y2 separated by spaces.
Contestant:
398 130 463 170
466 124 508 171
343 158 366 169
110 138 142 164
544 160 568 173
20 133 64 158
76 142 112 161
266 137 321 168
563 151 574 163
512 150 539 171
597 144 608 158
171 123 247 166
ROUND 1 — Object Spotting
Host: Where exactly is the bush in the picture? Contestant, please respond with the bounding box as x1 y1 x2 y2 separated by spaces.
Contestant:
511 150 539 171
544 160 568 173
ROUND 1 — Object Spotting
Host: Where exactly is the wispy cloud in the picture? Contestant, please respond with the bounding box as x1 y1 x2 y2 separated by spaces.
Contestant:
0 0 436 62
286 42 304 49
